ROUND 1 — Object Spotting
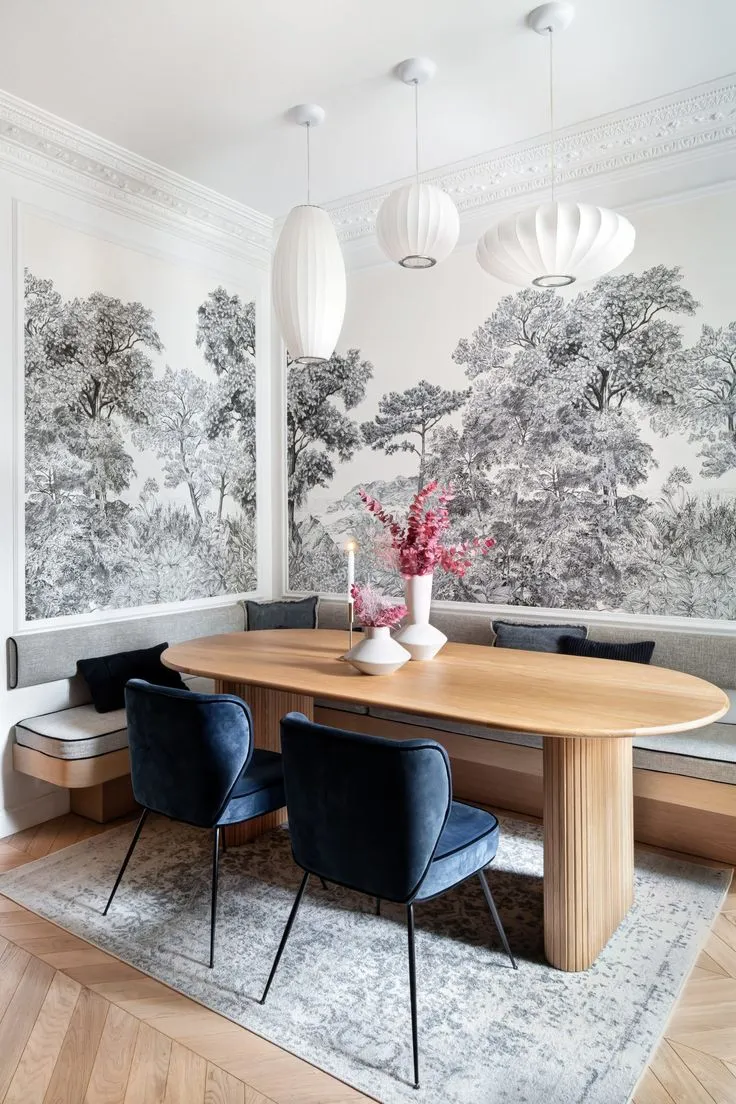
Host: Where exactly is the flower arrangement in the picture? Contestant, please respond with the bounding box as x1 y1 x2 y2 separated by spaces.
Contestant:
350 583 407 628
358 480 495 578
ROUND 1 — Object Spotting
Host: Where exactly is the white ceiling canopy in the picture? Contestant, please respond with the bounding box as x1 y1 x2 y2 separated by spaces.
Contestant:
0 0 734 217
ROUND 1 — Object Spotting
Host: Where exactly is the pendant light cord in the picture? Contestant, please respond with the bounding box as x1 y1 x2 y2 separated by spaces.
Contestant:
305 123 311 205
548 28 556 203
414 80 420 186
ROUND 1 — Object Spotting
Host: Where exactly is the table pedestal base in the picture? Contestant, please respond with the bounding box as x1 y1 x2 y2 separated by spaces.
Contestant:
216 682 313 847
544 735 634 971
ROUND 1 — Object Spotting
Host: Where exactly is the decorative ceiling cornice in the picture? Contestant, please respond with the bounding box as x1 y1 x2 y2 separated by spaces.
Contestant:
326 76 736 243
0 89 273 265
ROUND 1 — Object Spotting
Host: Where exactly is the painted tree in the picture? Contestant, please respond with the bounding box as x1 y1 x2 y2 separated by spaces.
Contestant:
287 349 372 546
361 379 469 489
133 366 211 525
667 322 736 477
196 287 256 453
571 266 698 413
448 272 699 606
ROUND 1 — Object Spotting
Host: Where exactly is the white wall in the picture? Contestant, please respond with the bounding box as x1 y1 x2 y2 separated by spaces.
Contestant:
0 100 272 834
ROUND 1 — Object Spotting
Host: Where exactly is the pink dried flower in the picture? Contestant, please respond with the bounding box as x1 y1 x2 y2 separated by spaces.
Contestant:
358 482 495 578
351 583 407 628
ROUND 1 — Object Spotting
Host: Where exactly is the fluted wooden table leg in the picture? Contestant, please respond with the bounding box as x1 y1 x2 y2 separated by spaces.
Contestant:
543 735 634 971
216 681 313 847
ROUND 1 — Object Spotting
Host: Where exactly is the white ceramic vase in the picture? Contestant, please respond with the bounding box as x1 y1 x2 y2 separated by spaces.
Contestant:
394 573 447 661
346 626 411 676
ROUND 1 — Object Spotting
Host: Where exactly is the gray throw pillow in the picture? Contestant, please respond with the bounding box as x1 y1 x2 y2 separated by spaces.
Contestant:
492 620 587 653
244 596 318 631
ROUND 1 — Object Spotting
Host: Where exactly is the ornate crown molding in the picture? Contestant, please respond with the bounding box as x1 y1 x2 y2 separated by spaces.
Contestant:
326 76 736 243
0 89 273 265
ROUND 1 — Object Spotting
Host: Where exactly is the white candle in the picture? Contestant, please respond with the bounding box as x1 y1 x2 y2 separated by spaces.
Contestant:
343 537 358 603
347 550 355 597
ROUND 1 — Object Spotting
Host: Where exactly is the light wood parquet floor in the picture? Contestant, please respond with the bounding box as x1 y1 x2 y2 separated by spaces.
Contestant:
0 812 734 1104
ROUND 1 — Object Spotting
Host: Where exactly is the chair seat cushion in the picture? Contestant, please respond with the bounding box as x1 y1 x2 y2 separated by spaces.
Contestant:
218 749 286 825
416 801 500 900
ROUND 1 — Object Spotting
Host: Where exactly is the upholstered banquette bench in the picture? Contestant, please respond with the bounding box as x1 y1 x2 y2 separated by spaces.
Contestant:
315 600 736 865
8 605 243 821
8 597 318 823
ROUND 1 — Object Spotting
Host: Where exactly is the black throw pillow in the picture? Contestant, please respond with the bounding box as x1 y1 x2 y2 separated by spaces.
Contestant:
244 596 318 631
492 620 587 653
77 642 187 713
559 636 655 665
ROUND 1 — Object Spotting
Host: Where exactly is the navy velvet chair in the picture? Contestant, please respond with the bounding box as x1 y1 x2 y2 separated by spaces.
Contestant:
103 680 285 968
260 713 516 1090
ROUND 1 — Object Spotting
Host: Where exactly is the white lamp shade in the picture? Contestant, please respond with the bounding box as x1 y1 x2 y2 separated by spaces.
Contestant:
376 182 460 268
272 204 347 364
476 201 636 288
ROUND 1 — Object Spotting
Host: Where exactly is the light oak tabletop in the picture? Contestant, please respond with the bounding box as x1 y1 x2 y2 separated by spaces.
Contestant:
163 629 729 740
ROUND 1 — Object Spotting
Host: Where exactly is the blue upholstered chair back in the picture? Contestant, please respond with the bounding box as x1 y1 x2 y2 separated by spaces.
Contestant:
280 713 452 903
125 680 253 828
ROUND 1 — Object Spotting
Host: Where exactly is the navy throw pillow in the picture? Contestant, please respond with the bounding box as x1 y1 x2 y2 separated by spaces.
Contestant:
559 636 655 665
492 621 587 653
245 596 318 631
77 642 187 713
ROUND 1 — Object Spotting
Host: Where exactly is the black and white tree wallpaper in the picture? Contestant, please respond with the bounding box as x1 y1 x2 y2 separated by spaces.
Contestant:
288 263 736 619
24 264 257 620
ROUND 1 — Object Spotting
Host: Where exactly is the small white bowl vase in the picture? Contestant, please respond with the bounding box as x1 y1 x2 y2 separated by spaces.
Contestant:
394 573 447 661
346 626 411 676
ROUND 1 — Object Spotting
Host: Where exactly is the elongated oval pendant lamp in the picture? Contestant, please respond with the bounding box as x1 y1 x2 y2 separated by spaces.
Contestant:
376 58 459 269
272 104 346 365
477 2 635 288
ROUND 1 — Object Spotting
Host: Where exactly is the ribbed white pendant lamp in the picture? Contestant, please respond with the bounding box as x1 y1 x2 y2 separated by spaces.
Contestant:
272 104 346 365
376 58 459 269
477 2 635 288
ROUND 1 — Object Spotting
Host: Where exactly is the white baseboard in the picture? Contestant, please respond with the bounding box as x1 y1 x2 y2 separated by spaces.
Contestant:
0 788 70 840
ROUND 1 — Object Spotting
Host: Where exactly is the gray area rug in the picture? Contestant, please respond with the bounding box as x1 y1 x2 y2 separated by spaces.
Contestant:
0 816 729 1104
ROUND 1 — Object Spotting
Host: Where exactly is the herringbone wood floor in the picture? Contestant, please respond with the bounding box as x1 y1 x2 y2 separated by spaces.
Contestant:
0 813 734 1104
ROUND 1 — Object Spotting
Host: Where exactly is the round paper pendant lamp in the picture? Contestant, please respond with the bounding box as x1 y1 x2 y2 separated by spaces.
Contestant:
476 202 636 288
272 203 347 365
376 182 460 269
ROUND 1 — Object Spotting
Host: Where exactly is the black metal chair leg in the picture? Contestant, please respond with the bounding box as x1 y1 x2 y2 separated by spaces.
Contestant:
375 897 381 916
478 869 517 970
210 827 221 969
103 809 149 916
407 903 419 1090
260 871 310 1004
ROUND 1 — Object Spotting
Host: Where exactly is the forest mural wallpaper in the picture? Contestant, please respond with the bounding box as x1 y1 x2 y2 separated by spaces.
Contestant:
288 244 736 619
23 215 257 621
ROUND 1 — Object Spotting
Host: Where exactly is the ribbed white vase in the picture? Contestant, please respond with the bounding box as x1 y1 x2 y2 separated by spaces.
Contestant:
394 574 447 661
345 627 411 676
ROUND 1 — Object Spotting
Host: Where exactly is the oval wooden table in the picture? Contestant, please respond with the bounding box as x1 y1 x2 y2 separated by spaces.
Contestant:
163 629 728 972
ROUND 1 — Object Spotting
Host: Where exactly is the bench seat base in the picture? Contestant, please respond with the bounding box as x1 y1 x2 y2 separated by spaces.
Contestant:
13 743 138 823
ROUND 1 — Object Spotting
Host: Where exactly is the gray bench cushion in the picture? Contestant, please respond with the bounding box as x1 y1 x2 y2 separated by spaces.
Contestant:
312 702 736 786
15 676 215 760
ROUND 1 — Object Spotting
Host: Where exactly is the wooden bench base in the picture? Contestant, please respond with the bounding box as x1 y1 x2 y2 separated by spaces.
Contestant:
315 707 736 867
13 744 139 824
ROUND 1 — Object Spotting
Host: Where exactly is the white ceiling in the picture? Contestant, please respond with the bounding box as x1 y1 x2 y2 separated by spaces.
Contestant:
1 0 734 217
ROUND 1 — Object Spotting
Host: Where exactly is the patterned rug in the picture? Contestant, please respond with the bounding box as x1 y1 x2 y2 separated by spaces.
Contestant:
0 815 729 1104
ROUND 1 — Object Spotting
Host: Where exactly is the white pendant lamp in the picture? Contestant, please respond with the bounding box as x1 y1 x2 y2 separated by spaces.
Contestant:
272 104 346 365
476 2 635 288
376 58 459 269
